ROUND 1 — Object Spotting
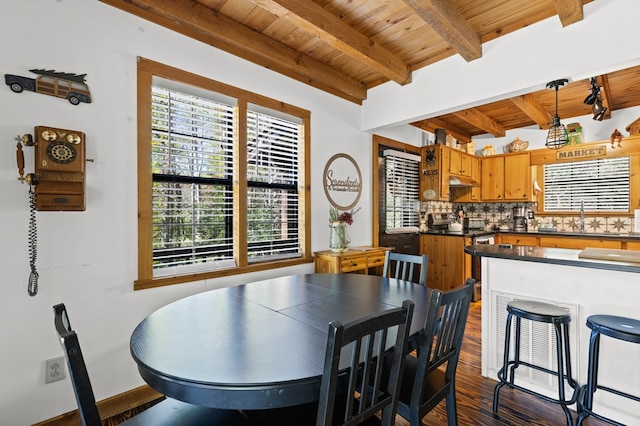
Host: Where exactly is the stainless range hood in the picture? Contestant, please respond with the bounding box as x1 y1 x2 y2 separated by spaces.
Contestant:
449 175 479 187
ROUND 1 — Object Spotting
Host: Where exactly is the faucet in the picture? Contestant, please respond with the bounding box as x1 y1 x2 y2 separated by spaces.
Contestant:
579 200 585 233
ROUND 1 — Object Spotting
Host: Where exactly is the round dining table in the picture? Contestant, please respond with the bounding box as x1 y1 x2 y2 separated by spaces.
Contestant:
130 273 429 410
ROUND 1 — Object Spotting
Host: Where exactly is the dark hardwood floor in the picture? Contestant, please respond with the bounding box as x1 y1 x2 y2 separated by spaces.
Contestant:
109 300 608 426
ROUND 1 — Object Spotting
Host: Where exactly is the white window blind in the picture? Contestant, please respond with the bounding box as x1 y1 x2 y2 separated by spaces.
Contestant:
246 110 301 262
151 86 235 275
384 151 420 232
544 156 630 212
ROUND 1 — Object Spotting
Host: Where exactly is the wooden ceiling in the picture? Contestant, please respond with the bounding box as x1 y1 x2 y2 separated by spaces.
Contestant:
100 1 640 141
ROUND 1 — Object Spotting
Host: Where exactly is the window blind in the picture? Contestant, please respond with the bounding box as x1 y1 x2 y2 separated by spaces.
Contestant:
384 151 420 232
544 156 630 212
246 110 301 262
151 86 235 275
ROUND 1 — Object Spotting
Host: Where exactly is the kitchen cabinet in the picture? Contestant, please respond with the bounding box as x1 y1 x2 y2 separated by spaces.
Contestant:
497 234 538 246
420 145 450 201
451 154 481 202
314 247 389 274
626 241 640 250
480 152 531 201
538 237 621 250
421 234 472 291
449 149 473 177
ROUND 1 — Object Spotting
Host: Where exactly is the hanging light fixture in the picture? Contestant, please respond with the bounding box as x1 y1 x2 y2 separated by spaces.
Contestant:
583 77 600 105
545 79 569 150
584 77 607 120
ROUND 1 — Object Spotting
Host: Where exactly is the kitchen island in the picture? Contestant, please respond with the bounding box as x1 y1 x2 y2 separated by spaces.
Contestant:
464 244 640 424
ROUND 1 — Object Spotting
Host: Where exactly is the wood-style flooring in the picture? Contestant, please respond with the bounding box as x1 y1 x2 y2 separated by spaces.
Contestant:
109 301 608 426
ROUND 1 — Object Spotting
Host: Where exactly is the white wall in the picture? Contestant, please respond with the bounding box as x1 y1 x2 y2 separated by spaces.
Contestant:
0 1 371 424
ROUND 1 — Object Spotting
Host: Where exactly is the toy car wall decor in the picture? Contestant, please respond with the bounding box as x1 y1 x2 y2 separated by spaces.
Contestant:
5 69 91 105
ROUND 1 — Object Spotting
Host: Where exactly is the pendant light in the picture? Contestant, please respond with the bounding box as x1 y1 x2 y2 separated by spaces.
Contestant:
545 79 569 150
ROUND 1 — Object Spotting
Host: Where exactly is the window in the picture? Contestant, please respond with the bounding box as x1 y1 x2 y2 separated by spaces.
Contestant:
137 58 311 289
544 156 630 212
383 150 420 232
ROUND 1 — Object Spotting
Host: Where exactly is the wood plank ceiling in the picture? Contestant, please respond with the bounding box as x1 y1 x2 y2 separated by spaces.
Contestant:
100 0 640 141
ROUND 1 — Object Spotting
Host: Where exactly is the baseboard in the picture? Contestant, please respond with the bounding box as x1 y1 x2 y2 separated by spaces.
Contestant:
33 385 163 425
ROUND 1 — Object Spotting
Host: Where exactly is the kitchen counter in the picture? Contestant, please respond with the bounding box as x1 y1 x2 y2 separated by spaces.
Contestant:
499 230 640 241
420 229 494 238
464 244 640 274
475 245 640 424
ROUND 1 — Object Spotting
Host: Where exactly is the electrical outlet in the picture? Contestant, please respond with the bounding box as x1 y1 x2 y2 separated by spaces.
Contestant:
45 356 66 384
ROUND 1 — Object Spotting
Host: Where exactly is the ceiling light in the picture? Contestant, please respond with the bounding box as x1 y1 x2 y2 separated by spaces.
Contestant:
583 77 600 105
593 96 607 121
545 79 569 150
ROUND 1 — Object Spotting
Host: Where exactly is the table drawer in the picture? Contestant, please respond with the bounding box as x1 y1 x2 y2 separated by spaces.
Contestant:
367 254 386 267
341 256 367 272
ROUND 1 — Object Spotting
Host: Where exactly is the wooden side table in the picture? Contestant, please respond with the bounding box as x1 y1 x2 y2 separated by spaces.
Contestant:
313 247 390 275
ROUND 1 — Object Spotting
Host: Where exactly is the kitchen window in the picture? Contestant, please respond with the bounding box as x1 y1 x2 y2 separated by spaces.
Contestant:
383 150 420 232
543 156 630 212
136 58 311 289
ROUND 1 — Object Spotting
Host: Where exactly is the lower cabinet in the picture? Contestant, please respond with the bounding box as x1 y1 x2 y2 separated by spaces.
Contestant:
314 247 389 275
421 235 472 291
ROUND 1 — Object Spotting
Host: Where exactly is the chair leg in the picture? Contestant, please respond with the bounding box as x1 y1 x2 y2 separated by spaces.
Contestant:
445 385 458 426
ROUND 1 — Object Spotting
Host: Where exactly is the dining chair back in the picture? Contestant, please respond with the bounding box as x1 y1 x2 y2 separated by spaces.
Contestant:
382 251 428 286
53 303 251 426
318 299 415 426
395 279 474 426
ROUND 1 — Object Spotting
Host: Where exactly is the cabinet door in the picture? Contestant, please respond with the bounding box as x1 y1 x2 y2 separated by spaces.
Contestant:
469 156 481 201
481 156 504 200
449 150 472 177
504 152 531 200
627 241 640 250
538 237 621 250
499 234 538 246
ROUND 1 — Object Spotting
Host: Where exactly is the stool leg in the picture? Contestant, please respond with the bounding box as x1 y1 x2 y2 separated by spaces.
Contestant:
493 313 513 412
509 316 522 384
553 323 573 426
562 323 578 391
577 328 601 425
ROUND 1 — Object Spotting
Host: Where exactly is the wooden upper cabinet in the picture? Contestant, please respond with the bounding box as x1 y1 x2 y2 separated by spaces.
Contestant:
481 156 505 200
504 152 531 200
481 152 531 201
449 150 473 177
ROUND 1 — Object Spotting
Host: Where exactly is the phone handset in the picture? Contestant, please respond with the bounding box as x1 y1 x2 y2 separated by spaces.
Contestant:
16 137 39 296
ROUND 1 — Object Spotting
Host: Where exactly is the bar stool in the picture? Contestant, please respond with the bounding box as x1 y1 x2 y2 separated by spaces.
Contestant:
577 314 640 426
493 300 578 426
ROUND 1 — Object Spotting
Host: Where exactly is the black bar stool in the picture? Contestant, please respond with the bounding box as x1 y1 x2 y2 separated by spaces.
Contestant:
493 300 578 426
577 314 640 426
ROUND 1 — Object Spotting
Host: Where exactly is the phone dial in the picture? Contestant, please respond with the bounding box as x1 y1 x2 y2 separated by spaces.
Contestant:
16 126 87 296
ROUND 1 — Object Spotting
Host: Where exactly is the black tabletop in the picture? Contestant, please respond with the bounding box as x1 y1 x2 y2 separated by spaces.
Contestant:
130 273 429 410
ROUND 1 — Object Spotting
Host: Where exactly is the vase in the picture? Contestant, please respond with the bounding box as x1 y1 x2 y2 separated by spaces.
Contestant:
329 221 350 252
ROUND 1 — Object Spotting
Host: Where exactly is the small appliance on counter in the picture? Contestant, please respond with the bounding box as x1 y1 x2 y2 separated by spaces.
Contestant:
512 206 528 231
427 213 450 231
463 217 485 231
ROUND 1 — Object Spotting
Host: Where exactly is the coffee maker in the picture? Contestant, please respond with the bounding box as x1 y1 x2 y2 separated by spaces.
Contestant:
512 206 527 231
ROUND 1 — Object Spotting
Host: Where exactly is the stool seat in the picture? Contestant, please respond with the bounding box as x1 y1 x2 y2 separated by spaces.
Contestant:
586 314 640 343
508 300 571 323
494 299 577 426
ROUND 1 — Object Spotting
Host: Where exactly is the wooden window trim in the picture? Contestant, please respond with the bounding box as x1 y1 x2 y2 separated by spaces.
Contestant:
135 57 312 290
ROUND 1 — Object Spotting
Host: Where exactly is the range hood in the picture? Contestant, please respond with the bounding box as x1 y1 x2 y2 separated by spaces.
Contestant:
449 175 479 187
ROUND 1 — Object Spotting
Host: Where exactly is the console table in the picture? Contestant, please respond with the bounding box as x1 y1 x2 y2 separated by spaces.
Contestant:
313 247 390 274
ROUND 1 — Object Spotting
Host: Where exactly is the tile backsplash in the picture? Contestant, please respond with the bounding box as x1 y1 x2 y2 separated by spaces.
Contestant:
422 200 636 235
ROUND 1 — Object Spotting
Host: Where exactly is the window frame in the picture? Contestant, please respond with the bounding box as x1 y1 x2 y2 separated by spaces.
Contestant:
136 58 311 290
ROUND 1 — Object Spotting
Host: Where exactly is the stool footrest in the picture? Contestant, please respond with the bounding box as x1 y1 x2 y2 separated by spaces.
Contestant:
501 360 578 391
498 381 579 406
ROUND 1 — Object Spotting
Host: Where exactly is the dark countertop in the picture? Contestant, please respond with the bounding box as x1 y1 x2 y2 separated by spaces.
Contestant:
420 229 495 238
464 244 640 274
499 230 640 240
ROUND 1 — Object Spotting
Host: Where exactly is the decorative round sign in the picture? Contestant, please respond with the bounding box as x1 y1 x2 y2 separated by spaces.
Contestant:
323 153 362 210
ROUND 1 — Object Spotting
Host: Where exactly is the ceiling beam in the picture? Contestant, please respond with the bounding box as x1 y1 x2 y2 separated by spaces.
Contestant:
597 74 612 120
99 0 366 103
553 0 584 27
509 94 553 129
452 108 505 137
410 117 472 144
402 0 482 62
247 0 411 85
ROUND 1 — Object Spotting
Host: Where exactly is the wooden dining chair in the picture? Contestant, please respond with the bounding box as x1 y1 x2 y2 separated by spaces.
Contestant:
394 279 474 426
382 251 428 286
245 300 415 426
53 303 251 426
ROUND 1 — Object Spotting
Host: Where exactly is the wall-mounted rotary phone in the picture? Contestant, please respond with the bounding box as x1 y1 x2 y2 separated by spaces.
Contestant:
16 126 87 296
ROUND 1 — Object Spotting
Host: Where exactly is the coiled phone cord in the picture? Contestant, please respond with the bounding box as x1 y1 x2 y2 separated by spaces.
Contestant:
27 187 39 296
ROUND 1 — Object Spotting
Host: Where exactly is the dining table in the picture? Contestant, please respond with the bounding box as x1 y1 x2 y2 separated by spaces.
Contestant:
130 273 430 410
